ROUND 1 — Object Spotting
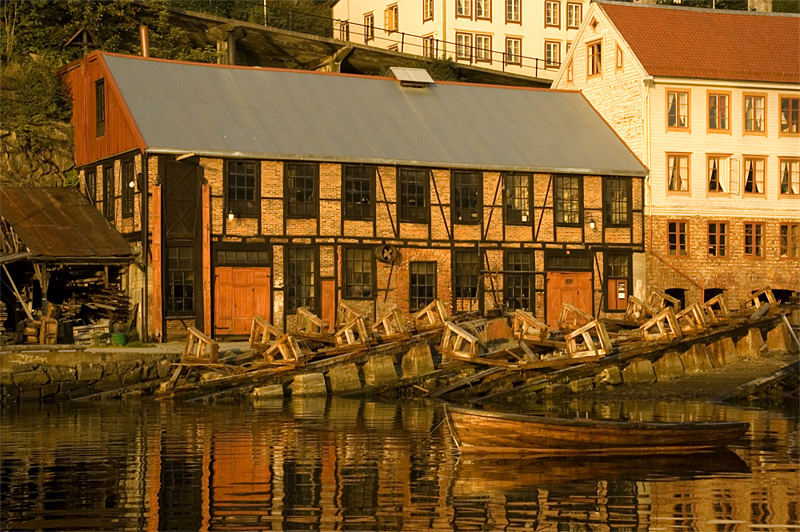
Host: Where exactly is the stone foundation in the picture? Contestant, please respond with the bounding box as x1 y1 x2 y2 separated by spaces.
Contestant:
1 350 179 404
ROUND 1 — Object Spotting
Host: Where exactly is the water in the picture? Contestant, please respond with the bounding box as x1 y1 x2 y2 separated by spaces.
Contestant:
1 398 798 531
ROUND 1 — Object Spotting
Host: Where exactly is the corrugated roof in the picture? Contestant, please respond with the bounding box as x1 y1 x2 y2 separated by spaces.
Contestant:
0 187 134 262
600 1 800 84
102 54 647 177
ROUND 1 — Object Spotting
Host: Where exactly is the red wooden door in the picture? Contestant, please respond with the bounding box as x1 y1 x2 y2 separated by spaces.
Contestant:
214 267 271 336
546 271 593 327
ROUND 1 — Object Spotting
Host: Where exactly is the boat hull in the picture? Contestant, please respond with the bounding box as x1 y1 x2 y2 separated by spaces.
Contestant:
446 406 749 456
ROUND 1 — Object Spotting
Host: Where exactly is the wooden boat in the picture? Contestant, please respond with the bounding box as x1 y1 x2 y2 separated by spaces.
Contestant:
445 405 749 455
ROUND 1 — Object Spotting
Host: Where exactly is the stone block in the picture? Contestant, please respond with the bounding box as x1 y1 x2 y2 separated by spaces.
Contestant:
736 328 765 359
58 382 84 394
40 383 60 398
681 344 713 375
328 364 362 393
290 373 327 396
121 367 142 386
141 362 157 381
767 322 797 355
363 355 398 387
157 359 173 379
252 384 284 399
92 374 122 392
103 362 118 375
707 337 739 368
13 367 49 386
77 362 104 381
12 363 37 373
593 366 622 386
401 345 435 378
45 366 77 382
567 377 593 392
622 358 656 384
653 351 684 382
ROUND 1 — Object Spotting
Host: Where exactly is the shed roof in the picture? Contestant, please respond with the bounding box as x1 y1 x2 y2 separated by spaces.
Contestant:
101 53 647 177
599 1 800 84
0 187 134 263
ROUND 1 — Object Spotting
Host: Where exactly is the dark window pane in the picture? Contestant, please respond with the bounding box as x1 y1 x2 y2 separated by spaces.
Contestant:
503 172 531 224
504 251 534 310
166 247 194 313
604 177 630 226
343 247 375 299
398 168 429 223
227 160 259 217
102 165 115 221
409 261 436 311
86 170 96 205
454 250 481 299
286 247 316 312
452 171 481 224
343 165 375 220
121 159 135 218
606 254 628 278
555 175 581 225
287 163 318 218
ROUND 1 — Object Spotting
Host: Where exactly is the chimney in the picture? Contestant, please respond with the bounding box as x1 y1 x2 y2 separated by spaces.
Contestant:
140 25 150 57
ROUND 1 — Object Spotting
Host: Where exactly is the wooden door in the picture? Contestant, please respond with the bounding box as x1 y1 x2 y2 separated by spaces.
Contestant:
607 278 628 311
546 271 593 327
214 267 271 336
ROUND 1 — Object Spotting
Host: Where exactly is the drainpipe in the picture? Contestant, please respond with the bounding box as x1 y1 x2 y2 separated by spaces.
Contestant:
139 25 149 57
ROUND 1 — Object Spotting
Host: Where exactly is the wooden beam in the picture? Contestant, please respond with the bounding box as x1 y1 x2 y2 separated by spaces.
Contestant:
2 264 33 320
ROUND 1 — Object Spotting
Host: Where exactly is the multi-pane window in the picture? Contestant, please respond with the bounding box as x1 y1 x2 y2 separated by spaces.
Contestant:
85 169 96 205
409 261 436 312
384 4 398 32
227 160 259 217
668 221 688 256
545 0 560 27
555 174 582 225
95 79 105 137
615 45 623 69
456 33 472 60
457 0 471 17
422 35 436 57
707 155 729 193
286 247 316 313
343 247 375 299
286 162 318 218
475 34 492 62
505 37 521 65
453 249 481 300
603 177 631 226
566 59 573 82
121 158 134 218
708 92 729 131
338 21 350 41
476 0 490 20
667 90 689 130
506 0 520 22
707 222 728 257
166 247 194 313
780 96 799 134
364 13 374 42
343 164 375 220
397 167 429 223
545 41 561 69
504 250 533 311
667 153 689 192
567 2 581 28
587 41 601 76
780 223 800 258
780 159 800 195
423 0 434 21
452 171 481 224
102 165 115 221
744 94 765 133
743 157 765 194
503 172 531 224
744 222 764 258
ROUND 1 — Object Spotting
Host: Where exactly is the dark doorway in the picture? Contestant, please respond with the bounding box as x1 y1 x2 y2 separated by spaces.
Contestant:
703 288 724 302
772 289 794 304
665 288 686 310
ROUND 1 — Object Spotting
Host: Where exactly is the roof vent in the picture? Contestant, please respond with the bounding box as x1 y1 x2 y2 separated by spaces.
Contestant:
389 67 435 88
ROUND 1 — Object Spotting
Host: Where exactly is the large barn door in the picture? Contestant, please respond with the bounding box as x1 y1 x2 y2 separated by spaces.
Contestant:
214 266 271 336
546 271 593 327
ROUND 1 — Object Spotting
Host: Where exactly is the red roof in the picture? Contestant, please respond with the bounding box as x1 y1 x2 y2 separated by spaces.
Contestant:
600 1 800 84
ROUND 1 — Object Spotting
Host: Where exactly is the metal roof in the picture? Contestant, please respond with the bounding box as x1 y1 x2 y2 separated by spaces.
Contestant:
104 54 648 177
0 187 134 263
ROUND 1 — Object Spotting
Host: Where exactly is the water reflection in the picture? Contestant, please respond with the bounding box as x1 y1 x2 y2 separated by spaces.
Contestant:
1 398 797 530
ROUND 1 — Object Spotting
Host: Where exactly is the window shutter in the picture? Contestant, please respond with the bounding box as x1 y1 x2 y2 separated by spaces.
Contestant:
728 156 739 195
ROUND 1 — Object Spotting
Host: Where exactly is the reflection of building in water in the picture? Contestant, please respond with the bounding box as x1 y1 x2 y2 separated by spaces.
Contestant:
1 402 797 530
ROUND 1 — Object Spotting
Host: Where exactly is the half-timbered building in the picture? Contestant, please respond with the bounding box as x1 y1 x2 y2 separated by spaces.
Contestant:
61 52 647 340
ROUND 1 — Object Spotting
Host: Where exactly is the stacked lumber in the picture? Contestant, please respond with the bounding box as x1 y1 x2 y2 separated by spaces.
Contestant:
73 319 110 346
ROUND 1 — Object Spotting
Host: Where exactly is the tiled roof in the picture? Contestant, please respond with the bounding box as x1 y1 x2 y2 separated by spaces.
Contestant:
600 1 800 84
